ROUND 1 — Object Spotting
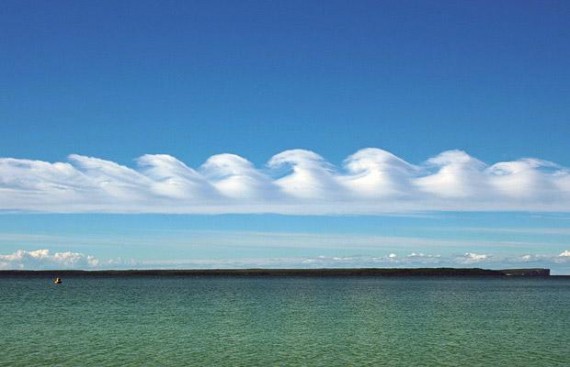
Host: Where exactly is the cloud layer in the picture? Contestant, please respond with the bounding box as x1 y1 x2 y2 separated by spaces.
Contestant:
1 249 569 272
1 149 569 214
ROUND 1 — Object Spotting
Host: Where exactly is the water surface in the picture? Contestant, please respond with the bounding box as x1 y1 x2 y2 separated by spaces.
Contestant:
1 276 568 366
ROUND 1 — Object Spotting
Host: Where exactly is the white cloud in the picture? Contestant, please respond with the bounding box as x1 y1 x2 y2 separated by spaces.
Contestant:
201 153 275 200
268 149 341 200
416 150 488 199
1 249 569 271
125 251 570 271
505 252 570 268
455 252 490 264
0 249 99 270
137 154 214 200
1 148 569 214
341 148 417 199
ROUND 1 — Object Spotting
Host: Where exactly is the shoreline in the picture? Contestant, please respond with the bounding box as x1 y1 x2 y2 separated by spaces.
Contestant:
0 267 552 278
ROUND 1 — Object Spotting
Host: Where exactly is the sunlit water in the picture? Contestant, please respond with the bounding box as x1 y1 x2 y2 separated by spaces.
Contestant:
1 276 568 366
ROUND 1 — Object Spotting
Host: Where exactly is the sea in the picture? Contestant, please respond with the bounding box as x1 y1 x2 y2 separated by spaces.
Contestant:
0 276 568 366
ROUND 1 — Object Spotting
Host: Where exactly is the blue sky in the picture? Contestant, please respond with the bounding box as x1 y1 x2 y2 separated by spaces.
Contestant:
1 1 569 272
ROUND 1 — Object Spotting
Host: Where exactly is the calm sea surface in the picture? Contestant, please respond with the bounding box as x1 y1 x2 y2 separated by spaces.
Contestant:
0 276 568 366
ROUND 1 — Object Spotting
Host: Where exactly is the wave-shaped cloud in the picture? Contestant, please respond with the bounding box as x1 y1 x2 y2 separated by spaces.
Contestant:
1 148 569 214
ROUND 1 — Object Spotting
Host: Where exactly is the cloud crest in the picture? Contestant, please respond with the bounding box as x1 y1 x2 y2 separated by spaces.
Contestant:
1 149 569 214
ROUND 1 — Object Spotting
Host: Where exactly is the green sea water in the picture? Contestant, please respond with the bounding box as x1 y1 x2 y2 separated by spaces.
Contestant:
0 276 568 366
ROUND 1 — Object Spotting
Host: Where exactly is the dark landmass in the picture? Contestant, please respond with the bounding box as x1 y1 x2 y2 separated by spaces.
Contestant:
0 268 551 278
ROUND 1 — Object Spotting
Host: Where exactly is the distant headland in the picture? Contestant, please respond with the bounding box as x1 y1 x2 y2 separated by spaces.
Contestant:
0 268 551 277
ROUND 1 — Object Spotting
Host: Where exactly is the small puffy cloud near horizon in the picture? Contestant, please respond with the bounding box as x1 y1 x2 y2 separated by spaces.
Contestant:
0 249 99 270
0 148 569 214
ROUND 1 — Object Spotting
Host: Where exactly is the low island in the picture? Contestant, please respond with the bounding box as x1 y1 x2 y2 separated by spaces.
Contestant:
0 267 551 278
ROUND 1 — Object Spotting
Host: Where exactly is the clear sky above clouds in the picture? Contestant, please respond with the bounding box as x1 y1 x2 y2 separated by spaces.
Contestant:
1 0 569 272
